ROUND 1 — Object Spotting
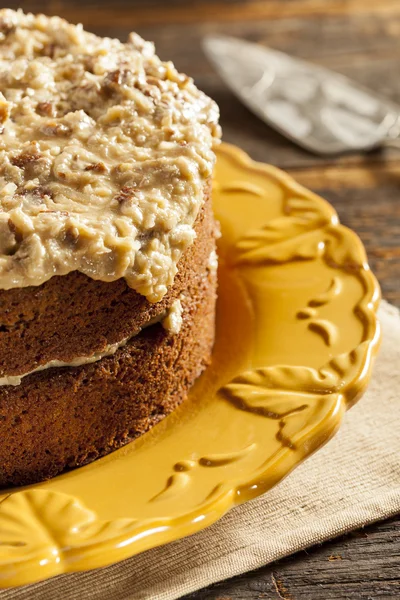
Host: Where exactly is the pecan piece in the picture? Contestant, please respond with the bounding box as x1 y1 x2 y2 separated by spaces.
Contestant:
114 186 136 204
41 43 57 58
84 162 107 173
11 151 41 169
0 92 10 124
8 219 23 243
26 186 53 200
0 18 15 36
64 225 80 245
36 102 56 117
102 69 134 95
40 122 71 137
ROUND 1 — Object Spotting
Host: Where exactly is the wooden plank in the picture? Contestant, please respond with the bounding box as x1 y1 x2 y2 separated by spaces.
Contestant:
10 0 400 27
285 162 400 307
308 182 400 307
287 161 400 189
183 517 400 599
1 3 399 598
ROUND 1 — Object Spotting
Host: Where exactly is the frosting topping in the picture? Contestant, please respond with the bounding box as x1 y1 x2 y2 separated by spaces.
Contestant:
0 9 220 301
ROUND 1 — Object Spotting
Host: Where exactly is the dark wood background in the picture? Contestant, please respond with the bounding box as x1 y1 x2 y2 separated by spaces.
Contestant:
8 1 400 598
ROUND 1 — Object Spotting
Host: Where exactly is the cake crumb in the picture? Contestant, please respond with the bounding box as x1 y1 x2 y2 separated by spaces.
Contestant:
162 299 183 334
207 249 218 274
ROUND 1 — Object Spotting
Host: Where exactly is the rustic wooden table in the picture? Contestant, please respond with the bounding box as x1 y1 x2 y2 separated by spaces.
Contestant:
10 1 400 597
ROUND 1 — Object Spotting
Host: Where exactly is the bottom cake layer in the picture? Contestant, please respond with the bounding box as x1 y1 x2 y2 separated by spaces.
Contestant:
0 269 217 488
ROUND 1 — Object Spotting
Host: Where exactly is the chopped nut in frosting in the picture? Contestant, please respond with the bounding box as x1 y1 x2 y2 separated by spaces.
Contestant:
0 9 220 301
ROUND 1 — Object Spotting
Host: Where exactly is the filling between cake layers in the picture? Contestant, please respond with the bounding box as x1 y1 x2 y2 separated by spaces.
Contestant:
0 9 220 302
0 300 188 387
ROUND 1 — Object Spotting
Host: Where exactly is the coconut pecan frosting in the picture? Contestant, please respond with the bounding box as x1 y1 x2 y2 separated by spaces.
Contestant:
0 9 220 301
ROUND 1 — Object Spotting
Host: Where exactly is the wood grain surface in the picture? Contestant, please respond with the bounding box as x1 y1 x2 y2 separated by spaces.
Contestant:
5 1 400 597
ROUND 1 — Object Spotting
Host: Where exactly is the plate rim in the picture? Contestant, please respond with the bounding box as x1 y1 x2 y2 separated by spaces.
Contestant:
0 142 381 588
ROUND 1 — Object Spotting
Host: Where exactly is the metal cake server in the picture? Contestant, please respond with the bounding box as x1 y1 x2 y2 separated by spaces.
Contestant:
203 35 400 155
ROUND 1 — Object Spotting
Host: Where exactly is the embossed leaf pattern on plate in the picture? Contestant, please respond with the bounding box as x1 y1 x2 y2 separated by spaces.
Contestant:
0 490 135 566
150 445 257 503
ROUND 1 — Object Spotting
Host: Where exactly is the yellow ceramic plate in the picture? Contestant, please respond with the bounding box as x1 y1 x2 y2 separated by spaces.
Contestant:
0 143 380 588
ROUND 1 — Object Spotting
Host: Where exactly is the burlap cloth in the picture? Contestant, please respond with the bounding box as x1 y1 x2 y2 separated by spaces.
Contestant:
2 300 399 600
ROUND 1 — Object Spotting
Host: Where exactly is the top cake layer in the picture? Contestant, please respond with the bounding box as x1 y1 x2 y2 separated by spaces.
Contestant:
0 9 220 301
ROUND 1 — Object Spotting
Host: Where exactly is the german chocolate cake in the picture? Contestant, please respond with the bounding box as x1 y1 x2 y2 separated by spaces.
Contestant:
0 9 220 487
